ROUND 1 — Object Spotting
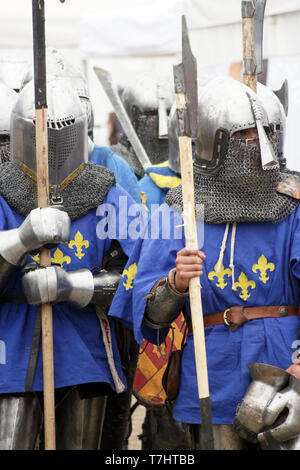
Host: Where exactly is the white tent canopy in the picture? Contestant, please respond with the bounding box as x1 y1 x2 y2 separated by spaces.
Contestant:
0 0 300 168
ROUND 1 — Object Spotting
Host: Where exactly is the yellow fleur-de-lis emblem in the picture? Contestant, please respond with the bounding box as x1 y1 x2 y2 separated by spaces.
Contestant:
234 272 256 301
252 254 275 284
122 263 137 290
51 248 71 267
69 231 89 259
139 191 149 212
208 262 232 290
31 249 71 267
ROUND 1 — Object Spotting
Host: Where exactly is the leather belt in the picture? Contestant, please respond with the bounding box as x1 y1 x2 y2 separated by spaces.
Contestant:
187 305 298 333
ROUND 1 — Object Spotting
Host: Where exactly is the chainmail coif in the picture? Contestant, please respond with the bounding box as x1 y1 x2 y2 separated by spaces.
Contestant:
111 136 145 178
166 138 299 224
0 162 116 220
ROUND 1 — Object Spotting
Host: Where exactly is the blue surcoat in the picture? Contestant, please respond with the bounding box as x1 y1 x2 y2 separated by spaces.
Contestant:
0 184 140 394
109 203 300 424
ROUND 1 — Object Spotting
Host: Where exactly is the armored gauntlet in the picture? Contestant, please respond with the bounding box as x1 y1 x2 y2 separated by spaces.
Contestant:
0 207 70 292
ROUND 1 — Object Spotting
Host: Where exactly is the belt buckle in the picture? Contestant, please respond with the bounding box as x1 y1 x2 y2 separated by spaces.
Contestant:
223 308 231 326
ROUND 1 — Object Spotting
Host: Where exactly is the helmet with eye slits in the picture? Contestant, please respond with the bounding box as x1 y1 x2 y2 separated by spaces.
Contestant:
11 77 88 185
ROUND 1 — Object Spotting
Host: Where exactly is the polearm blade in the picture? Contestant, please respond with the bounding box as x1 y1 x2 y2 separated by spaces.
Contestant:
242 0 266 91
274 79 289 116
157 83 169 139
93 66 151 171
242 0 278 168
253 0 266 75
173 15 214 450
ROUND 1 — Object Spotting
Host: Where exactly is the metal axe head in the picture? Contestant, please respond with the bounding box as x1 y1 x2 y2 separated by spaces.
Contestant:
253 0 267 75
173 15 198 138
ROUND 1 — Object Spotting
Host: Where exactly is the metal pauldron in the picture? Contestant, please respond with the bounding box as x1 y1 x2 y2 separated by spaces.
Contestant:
257 374 300 447
143 268 188 330
233 362 300 447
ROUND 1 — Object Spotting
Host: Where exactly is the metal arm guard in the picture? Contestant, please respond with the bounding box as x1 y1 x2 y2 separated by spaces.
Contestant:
22 265 121 309
0 207 70 293
91 269 121 308
143 268 188 330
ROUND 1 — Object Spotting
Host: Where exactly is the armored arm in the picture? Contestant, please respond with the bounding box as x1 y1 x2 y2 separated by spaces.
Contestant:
22 266 121 308
0 207 70 294
143 269 188 330
22 240 128 309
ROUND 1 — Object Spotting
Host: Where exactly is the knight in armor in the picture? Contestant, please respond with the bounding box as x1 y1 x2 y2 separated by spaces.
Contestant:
20 48 141 204
0 77 143 450
109 76 300 450
0 82 18 163
135 103 192 450
137 103 181 214
111 74 174 179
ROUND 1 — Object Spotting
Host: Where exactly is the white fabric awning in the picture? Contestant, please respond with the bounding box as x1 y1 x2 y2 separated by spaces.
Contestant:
80 0 184 58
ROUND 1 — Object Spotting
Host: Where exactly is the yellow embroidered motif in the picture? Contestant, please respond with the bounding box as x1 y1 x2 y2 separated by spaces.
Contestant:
69 231 89 259
208 262 232 290
122 263 138 290
252 254 275 284
139 191 149 212
234 272 256 301
31 249 71 267
51 248 71 267
148 172 181 189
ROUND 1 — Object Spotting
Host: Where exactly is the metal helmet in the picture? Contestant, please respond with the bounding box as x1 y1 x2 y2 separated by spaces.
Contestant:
257 81 287 170
0 55 29 92
0 82 18 163
168 81 207 175
121 74 174 164
194 76 277 174
20 49 94 139
11 77 88 187
167 103 180 174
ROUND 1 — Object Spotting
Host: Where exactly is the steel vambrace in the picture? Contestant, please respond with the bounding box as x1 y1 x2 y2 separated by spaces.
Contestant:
22 265 121 309
143 268 188 330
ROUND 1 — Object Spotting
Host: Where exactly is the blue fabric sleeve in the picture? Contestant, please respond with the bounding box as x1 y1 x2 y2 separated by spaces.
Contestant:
90 145 141 203
290 205 300 280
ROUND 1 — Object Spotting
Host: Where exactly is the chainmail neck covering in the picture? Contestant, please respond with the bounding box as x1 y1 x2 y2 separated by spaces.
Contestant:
166 138 299 224
0 162 116 220
133 113 169 165
111 136 145 178
0 140 10 163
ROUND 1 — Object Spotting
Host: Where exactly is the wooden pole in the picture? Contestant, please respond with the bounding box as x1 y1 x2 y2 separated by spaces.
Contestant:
32 0 56 450
242 1 257 92
175 90 213 449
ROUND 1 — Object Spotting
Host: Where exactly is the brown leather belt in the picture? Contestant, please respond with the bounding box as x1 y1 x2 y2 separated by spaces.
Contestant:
187 305 298 333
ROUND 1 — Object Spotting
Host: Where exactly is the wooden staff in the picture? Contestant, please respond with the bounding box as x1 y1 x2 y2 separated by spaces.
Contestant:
174 16 214 450
32 0 55 450
242 1 257 92
242 0 266 92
